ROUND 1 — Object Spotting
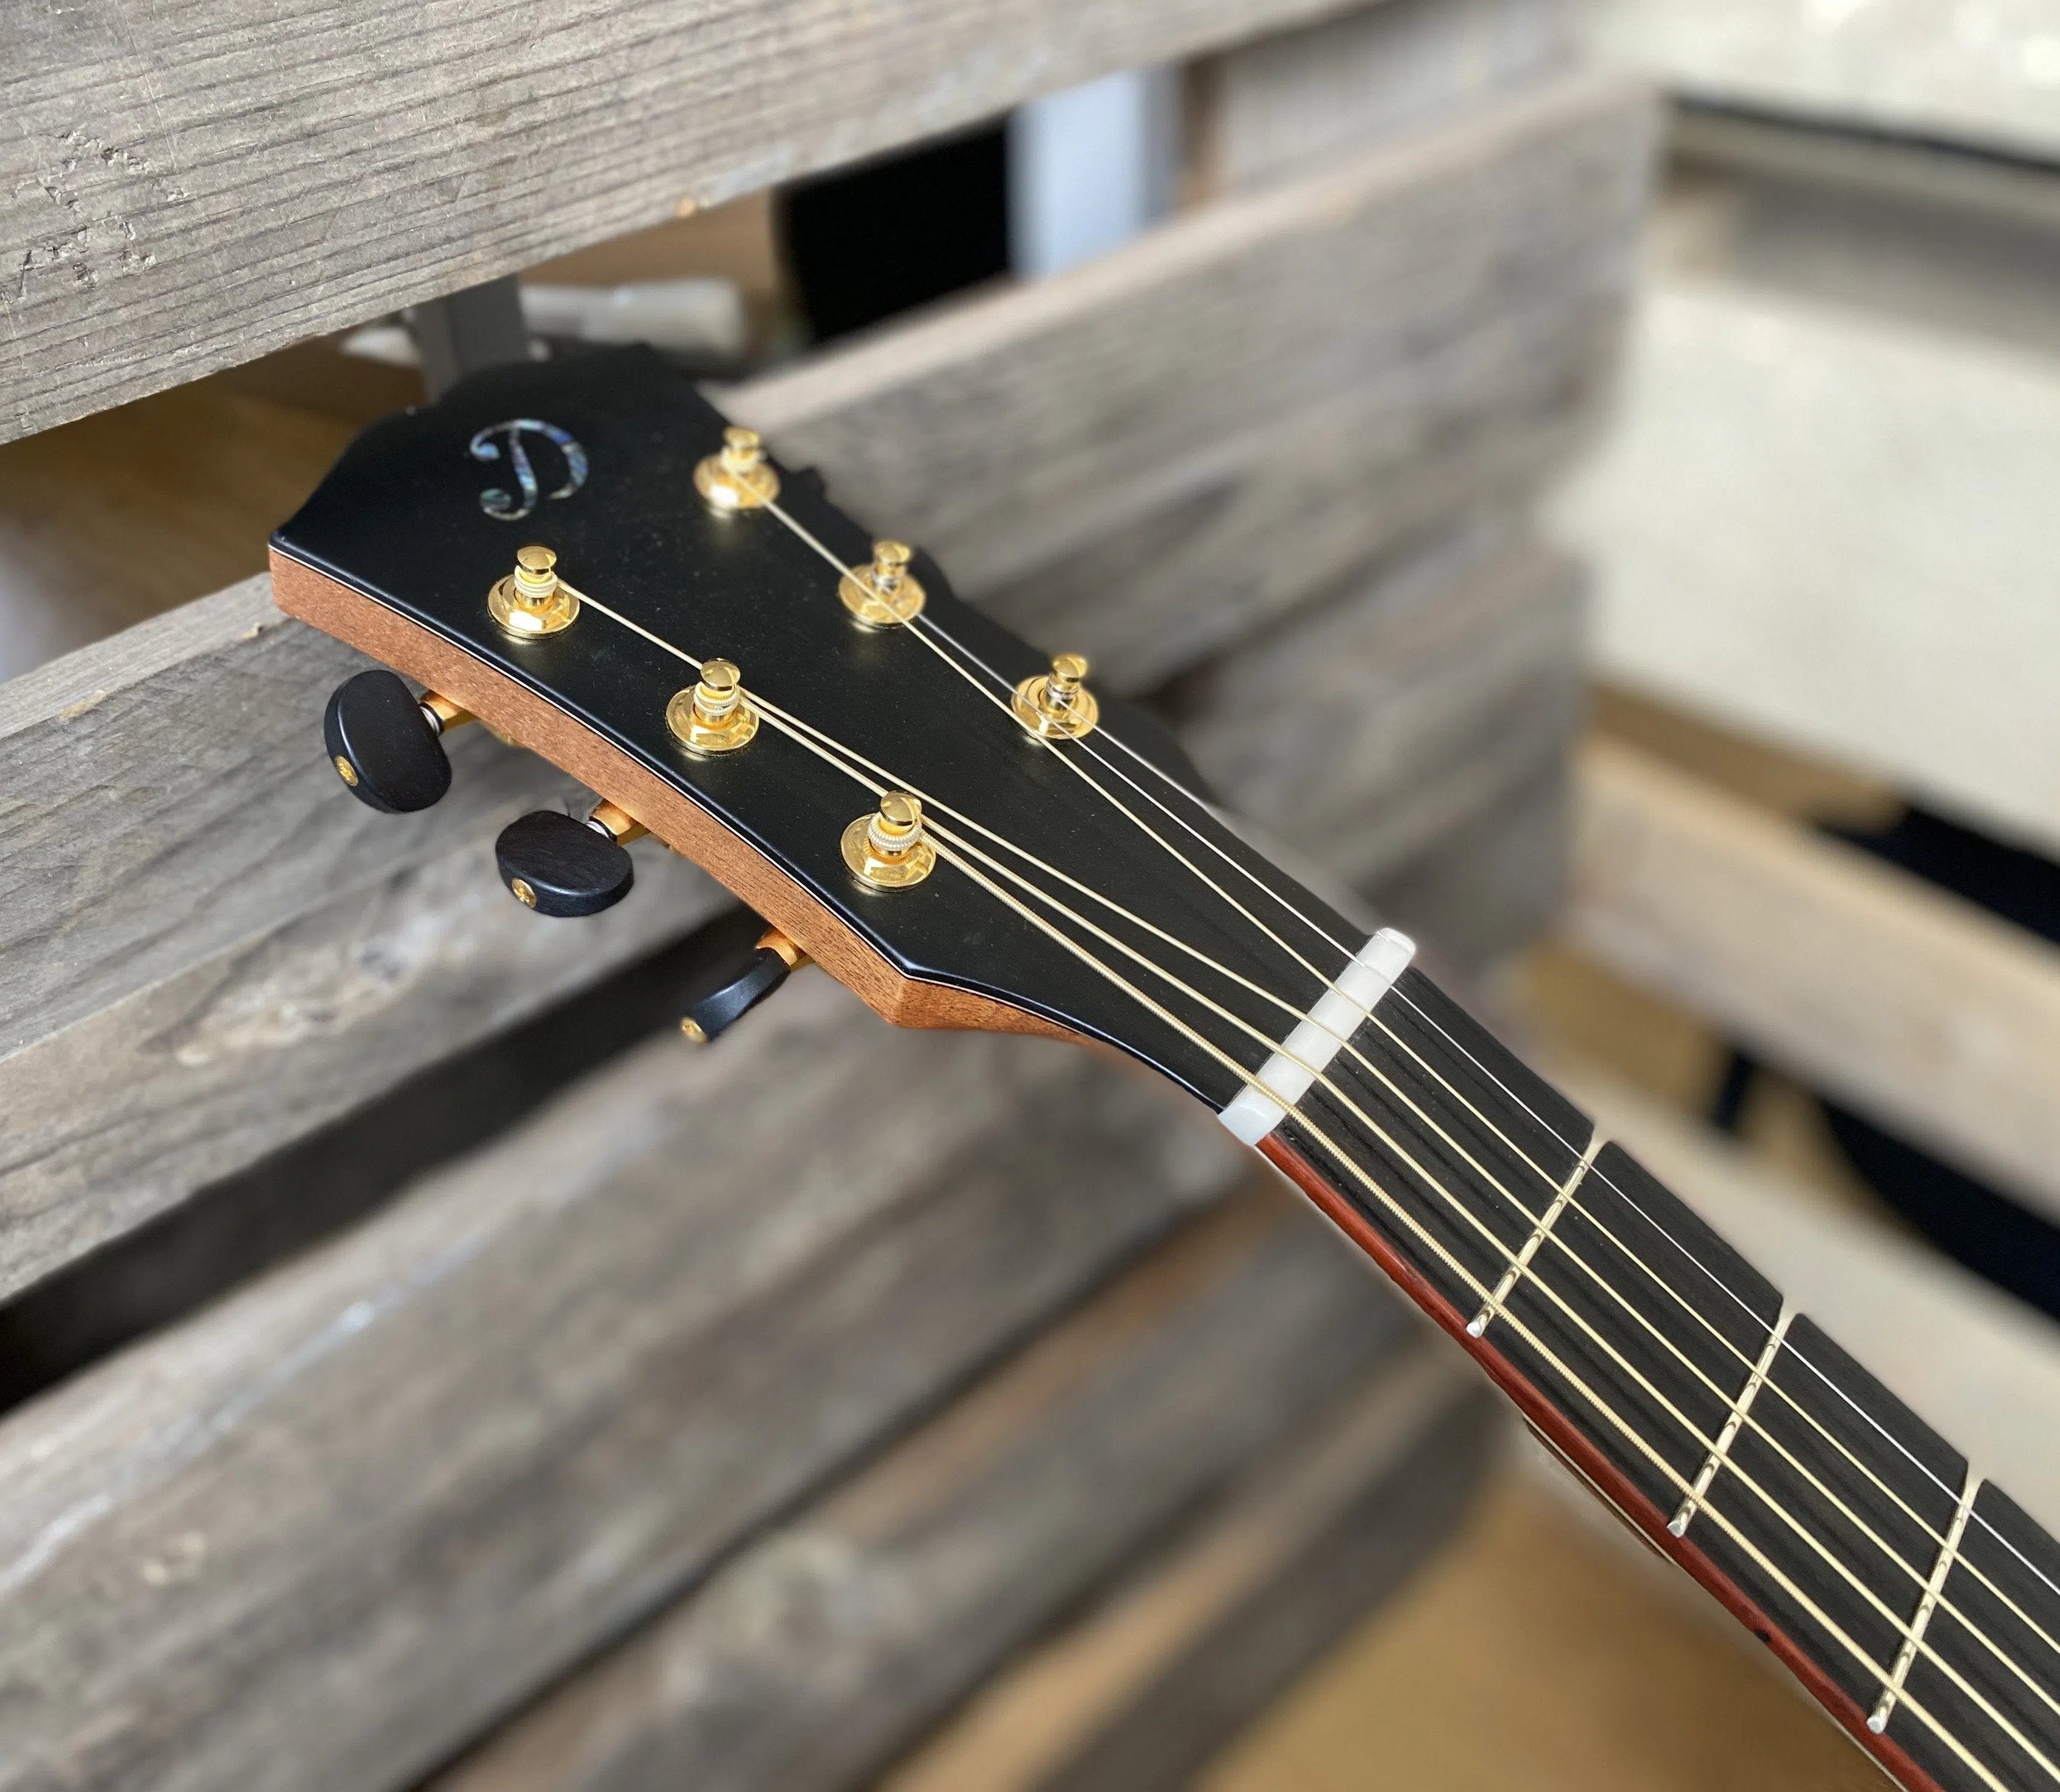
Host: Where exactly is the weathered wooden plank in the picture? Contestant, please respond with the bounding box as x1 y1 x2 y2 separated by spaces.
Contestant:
1566 741 2060 1220
0 975 1246 1792
879 1350 1493 1792
1551 275 2060 859
1190 0 1574 192
424 1193 1483 1792
1371 761 1568 973
0 80 1640 1298
0 0 1388 442
738 69 1652 690
1585 0 2060 162
1175 528 1583 893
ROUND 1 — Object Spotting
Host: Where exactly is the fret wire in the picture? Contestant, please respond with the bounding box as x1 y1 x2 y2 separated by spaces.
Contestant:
1289 1061 2060 1772
859 519 2060 1651
1355 999 2060 1694
1672 1304 1795 1538
566 561 2051 1785
1874 1466 1985 1735
759 503 2060 1718
1385 980 2060 1638
796 489 2060 1659
1327 995 2060 1739
1468 1127 1606 1338
1322 994 2060 1726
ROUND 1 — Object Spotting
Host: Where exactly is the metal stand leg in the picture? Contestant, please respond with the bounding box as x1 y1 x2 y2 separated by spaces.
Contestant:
408 277 531 398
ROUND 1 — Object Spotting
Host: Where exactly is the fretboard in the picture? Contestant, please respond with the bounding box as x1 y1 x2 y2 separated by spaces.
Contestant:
1258 964 2060 1792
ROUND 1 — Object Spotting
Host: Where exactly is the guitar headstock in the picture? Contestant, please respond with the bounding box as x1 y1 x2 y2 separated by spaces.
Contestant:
272 346 1370 1109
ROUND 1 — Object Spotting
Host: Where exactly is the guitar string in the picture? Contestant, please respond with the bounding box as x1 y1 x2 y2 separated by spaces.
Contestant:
562 572 2060 1742
612 499 2060 1685
921 833 2023 1792
763 501 1351 996
816 527 2060 1637
616 574 2060 1708
752 502 2060 1644
661 499 2060 1657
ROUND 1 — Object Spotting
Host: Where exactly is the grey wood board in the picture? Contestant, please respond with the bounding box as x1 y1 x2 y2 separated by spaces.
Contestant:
0 977 1246 1792
1195 0 1576 191
0 0 1384 442
1027 1358 1497 1792
0 80 1640 1300
426 1195 1468 1792
736 69 1653 690
1369 760 1570 974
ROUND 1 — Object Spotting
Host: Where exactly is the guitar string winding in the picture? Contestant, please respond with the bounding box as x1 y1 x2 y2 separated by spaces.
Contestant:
562 566 2048 1787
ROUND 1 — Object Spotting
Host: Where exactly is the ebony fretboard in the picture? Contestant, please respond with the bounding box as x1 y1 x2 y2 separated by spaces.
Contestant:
1262 966 2060 1792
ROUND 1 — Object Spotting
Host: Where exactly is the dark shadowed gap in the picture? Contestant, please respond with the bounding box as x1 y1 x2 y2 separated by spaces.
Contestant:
780 125 1011 342
0 904 763 1416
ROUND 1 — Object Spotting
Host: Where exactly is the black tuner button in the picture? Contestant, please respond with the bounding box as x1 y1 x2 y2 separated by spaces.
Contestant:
324 670 453 813
676 906 805 1045
495 811 635 917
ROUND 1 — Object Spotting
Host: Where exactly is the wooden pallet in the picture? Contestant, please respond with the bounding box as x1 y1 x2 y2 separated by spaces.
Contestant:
0 4 1652 1787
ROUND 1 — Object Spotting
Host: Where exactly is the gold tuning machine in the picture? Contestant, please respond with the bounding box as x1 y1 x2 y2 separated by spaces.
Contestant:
694 426 781 513
839 539 926 627
488 544 580 637
1011 653 1099 740
666 658 759 754
842 792 936 889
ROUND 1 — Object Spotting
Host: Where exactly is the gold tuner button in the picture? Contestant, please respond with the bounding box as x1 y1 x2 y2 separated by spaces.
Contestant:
839 539 927 628
488 544 580 638
842 790 937 889
694 426 781 514
1011 651 1100 740
666 657 760 754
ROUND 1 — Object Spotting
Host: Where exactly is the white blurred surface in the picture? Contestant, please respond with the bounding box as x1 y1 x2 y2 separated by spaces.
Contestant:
1009 69 1177 278
1586 0 2060 162
1550 275 2060 854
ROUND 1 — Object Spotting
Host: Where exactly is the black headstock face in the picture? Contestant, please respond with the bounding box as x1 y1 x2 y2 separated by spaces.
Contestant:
273 347 1361 1107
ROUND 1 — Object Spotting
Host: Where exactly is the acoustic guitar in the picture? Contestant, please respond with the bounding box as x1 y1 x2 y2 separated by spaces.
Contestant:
272 345 2058 1792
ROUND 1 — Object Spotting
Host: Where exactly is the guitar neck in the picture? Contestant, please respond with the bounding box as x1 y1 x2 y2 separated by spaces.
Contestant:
1249 956 2060 1792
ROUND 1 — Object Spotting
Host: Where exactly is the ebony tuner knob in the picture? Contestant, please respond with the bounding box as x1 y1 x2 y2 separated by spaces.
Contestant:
494 811 636 917
324 670 453 813
677 906 806 1044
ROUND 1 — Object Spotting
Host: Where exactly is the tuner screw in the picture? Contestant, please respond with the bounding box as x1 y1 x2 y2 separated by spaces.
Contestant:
842 791 936 890
839 539 927 628
488 544 580 638
666 657 760 755
1011 652 1100 741
694 426 781 514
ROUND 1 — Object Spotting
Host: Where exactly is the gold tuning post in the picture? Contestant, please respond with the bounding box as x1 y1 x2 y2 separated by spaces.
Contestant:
420 690 472 733
839 539 927 627
487 544 580 637
842 791 936 889
693 426 781 513
584 799 648 845
665 657 759 754
1011 652 1099 740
